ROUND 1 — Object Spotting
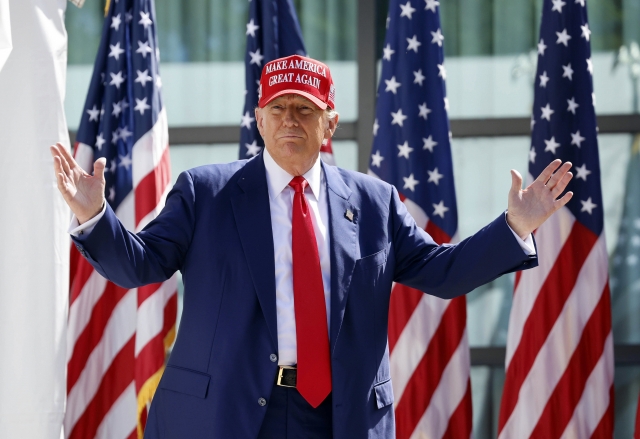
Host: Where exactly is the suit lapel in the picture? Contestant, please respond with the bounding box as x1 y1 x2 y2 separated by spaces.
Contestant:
323 163 357 354
230 158 358 354
230 154 278 349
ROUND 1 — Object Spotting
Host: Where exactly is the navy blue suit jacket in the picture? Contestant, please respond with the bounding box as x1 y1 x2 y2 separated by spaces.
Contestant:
73 153 537 439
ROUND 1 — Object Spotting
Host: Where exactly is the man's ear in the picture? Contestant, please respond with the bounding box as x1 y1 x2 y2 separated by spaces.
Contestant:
325 113 339 140
255 107 264 136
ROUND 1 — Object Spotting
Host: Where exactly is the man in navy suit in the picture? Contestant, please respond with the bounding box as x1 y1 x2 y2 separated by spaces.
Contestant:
51 55 574 439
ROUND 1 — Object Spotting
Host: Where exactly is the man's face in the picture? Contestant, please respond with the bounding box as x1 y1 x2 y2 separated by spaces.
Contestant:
256 94 337 175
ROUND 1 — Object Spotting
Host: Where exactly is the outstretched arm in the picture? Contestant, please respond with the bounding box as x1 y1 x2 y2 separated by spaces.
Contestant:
506 159 573 239
392 160 572 298
51 141 195 287
50 142 105 224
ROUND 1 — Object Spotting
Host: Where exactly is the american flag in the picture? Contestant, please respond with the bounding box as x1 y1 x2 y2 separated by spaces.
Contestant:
66 0 177 438
368 1 472 438
498 1 614 437
239 0 338 165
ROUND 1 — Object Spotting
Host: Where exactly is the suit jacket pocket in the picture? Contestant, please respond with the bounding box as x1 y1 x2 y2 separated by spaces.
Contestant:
373 379 394 409
356 248 387 273
160 365 211 399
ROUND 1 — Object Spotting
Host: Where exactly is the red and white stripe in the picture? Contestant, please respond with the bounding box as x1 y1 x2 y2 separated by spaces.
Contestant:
388 195 472 439
66 108 178 439
498 200 614 439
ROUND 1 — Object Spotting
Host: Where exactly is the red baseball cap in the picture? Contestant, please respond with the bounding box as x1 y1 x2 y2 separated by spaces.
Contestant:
258 55 336 110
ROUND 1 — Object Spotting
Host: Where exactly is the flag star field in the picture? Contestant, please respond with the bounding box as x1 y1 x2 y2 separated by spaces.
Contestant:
370 0 457 240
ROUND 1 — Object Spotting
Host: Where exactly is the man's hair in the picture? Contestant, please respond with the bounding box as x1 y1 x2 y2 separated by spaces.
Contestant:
325 107 339 124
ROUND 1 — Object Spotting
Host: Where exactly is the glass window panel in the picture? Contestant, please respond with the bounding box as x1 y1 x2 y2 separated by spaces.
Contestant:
437 0 626 56
160 62 245 127
65 0 357 128
489 0 541 56
331 140 358 171
169 144 239 184
65 2 103 65
451 137 530 240
156 0 247 62
296 0 357 61
440 0 496 56
470 366 493 438
66 60 356 129
375 0 640 116
443 51 639 118
614 366 640 439
66 65 94 130
374 0 630 58
622 0 640 45
609 133 640 345
67 0 357 64
467 276 514 347
589 0 623 52
327 63 358 122
599 134 633 252
469 366 508 439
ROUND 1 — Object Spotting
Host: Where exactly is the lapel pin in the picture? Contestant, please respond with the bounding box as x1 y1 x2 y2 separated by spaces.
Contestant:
345 209 354 222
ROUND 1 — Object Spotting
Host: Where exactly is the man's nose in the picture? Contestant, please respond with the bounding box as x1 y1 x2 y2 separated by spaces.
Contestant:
282 107 298 126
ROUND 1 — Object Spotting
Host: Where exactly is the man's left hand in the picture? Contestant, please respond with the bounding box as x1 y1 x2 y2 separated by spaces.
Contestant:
507 159 574 240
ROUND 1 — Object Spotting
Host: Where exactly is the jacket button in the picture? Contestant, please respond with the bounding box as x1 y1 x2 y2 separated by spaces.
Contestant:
269 354 277 363
258 397 267 406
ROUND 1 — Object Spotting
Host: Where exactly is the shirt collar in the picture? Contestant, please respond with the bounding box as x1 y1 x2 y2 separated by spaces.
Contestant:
263 147 322 201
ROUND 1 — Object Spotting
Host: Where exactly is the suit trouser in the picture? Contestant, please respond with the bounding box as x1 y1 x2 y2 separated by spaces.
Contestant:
257 383 333 439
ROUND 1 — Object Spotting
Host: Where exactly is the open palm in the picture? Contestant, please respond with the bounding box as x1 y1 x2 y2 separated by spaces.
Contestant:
506 159 574 239
50 142 106 224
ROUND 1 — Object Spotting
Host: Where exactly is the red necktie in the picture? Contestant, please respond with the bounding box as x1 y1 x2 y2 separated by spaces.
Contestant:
289 176 332 408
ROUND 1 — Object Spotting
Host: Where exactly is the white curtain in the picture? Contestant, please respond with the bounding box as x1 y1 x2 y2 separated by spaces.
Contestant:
0 0 11 69
0 1 69 438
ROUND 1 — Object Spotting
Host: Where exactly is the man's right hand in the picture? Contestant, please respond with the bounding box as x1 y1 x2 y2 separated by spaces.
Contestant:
50 142 106 224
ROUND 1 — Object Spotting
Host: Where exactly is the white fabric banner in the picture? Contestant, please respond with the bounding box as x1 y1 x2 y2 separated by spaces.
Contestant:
0 1 69 438
0 0 12 70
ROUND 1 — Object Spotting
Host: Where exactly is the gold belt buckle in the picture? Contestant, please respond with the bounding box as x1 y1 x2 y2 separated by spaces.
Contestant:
276 366 296 388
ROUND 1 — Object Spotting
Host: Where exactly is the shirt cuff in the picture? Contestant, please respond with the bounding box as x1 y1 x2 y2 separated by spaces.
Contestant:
68 203 107 237
504 212 536 256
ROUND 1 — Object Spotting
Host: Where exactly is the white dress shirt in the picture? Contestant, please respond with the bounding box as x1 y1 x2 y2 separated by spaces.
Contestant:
263 148 331 366
69 149 535 367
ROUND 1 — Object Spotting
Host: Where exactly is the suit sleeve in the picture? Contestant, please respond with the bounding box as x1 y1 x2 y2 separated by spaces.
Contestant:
71 170 196 288
390 186 538 299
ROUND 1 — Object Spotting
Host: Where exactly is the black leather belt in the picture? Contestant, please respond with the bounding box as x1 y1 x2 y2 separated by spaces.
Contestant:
276 366 297 388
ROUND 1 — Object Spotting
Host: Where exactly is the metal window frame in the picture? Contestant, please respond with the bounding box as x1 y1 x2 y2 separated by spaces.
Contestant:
66 0 640 368
470 345 640 367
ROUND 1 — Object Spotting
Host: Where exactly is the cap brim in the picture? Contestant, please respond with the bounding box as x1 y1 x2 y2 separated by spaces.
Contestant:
260 89 328 110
